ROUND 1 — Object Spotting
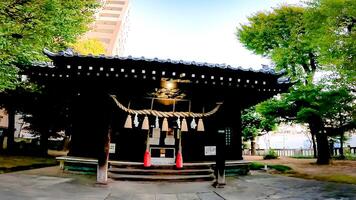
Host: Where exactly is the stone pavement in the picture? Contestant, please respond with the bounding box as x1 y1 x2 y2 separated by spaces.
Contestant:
0 169 355 200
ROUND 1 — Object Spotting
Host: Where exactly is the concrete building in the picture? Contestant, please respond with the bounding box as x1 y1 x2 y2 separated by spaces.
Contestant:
84 0 130 56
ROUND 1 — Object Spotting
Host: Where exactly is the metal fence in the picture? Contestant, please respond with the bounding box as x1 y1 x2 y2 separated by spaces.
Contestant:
243 147 356 157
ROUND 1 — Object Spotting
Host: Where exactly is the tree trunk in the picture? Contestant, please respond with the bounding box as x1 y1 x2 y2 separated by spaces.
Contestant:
39 129 49 156
311 133 317 158
250 138 256 156
309 120 330 165
0 134 3 152
6 106 15 153
339 133 345 159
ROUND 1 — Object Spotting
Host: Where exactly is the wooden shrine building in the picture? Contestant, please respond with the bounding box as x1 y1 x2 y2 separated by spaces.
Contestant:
23 49 291 183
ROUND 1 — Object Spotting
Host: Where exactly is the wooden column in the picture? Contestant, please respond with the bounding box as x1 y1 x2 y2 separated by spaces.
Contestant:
97 126 111 184
224 100 243 160
234 107 243 160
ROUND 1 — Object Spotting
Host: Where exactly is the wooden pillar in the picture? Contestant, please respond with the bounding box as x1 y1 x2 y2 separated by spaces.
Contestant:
224 100 243 160
97 126 111 184
234 107 243 160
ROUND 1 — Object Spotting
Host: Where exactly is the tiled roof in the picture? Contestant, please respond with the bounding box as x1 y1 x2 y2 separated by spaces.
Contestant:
43 48 288 77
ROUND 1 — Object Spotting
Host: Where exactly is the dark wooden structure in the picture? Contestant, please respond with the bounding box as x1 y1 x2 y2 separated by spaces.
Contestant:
23 49 291 182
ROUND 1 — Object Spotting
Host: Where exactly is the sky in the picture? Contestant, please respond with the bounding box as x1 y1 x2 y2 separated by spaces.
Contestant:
124 0 303 70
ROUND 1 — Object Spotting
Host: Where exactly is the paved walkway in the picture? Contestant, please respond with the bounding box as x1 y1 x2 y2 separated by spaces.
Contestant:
0 168 355 200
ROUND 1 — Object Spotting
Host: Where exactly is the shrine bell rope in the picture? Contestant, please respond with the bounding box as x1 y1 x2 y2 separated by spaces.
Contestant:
110 95 222 118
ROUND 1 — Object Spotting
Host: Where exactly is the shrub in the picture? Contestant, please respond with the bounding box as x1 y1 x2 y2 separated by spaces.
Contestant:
269 164 291 172
263 149 278 160
249 162 264 170
249 162 292 173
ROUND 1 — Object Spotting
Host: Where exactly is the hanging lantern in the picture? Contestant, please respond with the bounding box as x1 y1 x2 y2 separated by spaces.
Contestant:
142 115 149 130
124 114 132 129
162 117 169 131
197 118 205 132
181 118 188 132
155 116 159 128
133 114 139 127
190 118 197 129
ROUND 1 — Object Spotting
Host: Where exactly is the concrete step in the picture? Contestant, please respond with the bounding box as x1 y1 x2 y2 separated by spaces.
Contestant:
109 173 215 182
109 168 214 175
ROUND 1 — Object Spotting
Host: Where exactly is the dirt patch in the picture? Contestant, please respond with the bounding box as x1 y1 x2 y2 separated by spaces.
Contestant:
245 156 356 184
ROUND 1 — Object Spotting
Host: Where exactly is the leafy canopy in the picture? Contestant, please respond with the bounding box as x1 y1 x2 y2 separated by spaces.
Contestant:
306 0 356 83
0 0 98 92
238 0 355 164
71 38 106 55
237 6 314 80
241 106 276 141
237 0 355 83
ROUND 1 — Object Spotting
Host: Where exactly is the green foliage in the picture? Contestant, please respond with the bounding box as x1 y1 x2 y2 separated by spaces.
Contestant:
256 82 355 164
0 0 98 91
249 162 264 170
238 1 356 164
71 39 106 55
333 154 356 161
237 0 355 83
291 155 315 159
237 5 314 81
257 84 355 130
305 0 356 83
241 106 277 141
269 164 291 172
249 162 292 172
263 149 279 160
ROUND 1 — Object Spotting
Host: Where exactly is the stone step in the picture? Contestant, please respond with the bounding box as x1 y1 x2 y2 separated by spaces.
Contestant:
108 173 215 182
109 168 214 175
110 163 212 170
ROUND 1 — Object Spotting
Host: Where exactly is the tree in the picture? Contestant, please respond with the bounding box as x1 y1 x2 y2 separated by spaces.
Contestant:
242 106 276 155
237 6 316 82
0 0 98 91
320 85 355 158
71 38 106 55
257 84 355 163
0 0 98 152
237 1 355 164
305 0 356 84
237 4 329 164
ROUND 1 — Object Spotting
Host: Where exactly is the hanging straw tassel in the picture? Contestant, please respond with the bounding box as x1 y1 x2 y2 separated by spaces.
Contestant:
181 118 188 132
197 118 205 132
124 114 132 129
142 115 149 130
162 117 169 131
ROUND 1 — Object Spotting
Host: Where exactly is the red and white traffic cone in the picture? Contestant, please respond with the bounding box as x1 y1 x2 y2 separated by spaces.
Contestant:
176 150 183 169
143 130 151 167
143 150 151 167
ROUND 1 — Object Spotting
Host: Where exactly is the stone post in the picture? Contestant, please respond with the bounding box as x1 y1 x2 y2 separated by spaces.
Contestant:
97 126 111 184
213 129 226 188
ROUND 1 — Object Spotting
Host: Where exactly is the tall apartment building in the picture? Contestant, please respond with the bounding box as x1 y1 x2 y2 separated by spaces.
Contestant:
84 0 130 56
